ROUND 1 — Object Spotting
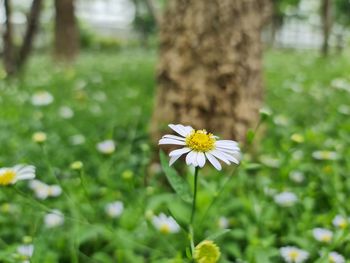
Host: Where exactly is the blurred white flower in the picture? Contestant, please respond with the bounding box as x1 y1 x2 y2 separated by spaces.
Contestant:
32 132 47 143
289 171 305 183
274 192 298 207
332 215 348 229
328 251 345 263
313 228 333 243
274 115 290 126
0 165 35 186
338 105 350 115
92 91 107 102
97 140 116 154
69 134 85 145
17 244 34 260
152 213 180 234
29 180 62 199
105 201 124 218
218 216 229 229
31 91 54 106
59 106 74 119
280 246 309 263
159 124 241 170
260 155 280 168
312 151 338 161
44 210 64 228
331 78 350 92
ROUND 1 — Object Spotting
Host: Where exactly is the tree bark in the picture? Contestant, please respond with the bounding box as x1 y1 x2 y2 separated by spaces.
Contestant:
54 0 79 61
3 0 16 75
151 0 271 143
17 0 43 70
321 0 332 56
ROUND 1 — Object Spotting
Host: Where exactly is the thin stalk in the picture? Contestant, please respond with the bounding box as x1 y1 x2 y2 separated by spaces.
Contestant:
189 167 199 258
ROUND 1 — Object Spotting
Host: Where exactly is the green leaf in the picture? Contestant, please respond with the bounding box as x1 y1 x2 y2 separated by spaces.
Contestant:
205 229 231 241
246 129 255 144
159 151 193 203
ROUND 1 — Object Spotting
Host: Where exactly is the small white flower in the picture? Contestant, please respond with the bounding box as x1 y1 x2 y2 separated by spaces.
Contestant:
17 244 34 258
59 106 74 119
31 91 54 106
105 201 124 218
328 251 345 263
313 228 333 243
312 151 338 160
274 192 298 207
0 165 35 186
159 124 241 170
28 180 62 199
97 140 116 154
152 213 180 234
289 171 305 183
280 246 309 263
69 134 85 145
44 210 64 228
332 215 348 229
218 216 229 229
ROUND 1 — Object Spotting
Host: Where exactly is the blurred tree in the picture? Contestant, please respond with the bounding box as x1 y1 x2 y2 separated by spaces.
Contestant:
2 0 43 75
54 0 79 61
321 0 332 56
151 0 271 142
333 0 350 52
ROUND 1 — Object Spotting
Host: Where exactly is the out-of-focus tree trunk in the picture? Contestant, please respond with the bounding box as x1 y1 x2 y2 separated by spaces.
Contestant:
17 0 43 70
321 0 332 56
3 0 16 75
2 0 43 76
54 0 79 61
151 0 271 143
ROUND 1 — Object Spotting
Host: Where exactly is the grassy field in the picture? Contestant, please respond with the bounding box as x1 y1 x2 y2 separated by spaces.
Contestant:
0 49 350 262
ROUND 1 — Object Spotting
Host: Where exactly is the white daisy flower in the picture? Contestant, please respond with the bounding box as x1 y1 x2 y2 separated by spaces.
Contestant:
0 165 35 186
32 131 47 143
44 210 64 228
289 171 305 183
105 201 124 218
28 180 62 199
97 140 116 154
152 213 180 234
328 251 345 263
332 215 348 229
218 216 229 229
69 134 86 145
17 244 34 258
274 192 298 207
31 91 54 106
313 228 333 243
158 124 241 170
312 150 338 160
280 246 309 263
59 106 74 119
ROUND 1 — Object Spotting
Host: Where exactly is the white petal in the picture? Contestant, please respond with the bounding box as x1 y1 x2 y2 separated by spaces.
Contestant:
159 138 186 145
205 153 222 170
169 155 181 166
186 151 197 166
169 124 193 137
216 140 238 147
215 149 240 164
209 150 231 164
169 147 191 157
15 173 35 181
197 152 206 168
162 134 185 141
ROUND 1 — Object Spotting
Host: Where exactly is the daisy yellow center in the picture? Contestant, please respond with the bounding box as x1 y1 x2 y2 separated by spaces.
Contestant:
288 251 299 261
339 220 347 229
0 170 16 186
159 224 170 234
185 130 215 152
321 235 331 242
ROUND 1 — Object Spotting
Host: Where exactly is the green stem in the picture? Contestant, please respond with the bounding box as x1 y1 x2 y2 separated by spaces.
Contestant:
189 167 199 258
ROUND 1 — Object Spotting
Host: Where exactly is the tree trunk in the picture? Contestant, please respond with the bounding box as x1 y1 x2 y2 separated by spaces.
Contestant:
151 0 271 143
321 0 332 56
17 0 43 70
3 0 16 75
54 0 79 61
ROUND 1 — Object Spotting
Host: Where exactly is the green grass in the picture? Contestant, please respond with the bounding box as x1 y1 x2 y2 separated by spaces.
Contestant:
0 48 350 262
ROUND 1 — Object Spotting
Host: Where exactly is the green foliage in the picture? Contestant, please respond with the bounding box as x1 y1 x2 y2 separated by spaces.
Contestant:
0 49 350 262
